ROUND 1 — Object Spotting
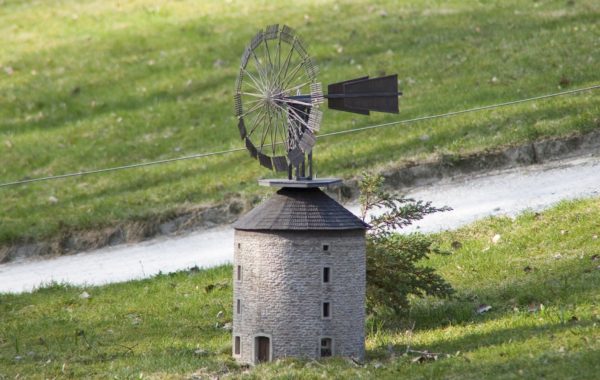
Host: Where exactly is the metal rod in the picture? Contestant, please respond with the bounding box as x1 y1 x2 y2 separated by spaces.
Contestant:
324 92 403 98
308 151 313 180
286 92 403 101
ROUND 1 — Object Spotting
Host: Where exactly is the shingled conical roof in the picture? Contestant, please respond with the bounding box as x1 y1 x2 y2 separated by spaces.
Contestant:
233 187 367 231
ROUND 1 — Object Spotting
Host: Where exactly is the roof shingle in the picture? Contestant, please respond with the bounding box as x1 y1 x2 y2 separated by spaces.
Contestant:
233 187 367 231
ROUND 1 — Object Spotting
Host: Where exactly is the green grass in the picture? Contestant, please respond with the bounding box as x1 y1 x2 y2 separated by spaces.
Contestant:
1 197 599 379
1 0 599 245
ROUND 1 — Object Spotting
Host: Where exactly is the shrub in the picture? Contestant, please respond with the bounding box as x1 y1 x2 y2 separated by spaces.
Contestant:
359 173 454 316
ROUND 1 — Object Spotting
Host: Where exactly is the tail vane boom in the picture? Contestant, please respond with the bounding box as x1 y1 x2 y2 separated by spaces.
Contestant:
326 74 401 115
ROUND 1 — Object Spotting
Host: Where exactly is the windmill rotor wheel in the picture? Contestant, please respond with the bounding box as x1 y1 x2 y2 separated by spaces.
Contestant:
235 24 323 172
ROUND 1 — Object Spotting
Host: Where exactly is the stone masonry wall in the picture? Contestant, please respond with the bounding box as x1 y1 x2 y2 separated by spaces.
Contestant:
232 230 366 364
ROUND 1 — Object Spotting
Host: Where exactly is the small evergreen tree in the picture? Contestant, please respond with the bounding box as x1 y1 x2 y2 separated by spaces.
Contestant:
360 173 454 316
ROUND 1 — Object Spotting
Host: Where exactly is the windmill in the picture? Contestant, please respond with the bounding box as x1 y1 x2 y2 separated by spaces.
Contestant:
231 24 401 365
234 24 401 181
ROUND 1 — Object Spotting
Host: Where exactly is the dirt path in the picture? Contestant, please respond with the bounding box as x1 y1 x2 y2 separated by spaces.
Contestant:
1 153 598 293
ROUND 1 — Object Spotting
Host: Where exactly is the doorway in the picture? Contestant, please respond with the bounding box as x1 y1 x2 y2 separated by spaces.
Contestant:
255 336 270 363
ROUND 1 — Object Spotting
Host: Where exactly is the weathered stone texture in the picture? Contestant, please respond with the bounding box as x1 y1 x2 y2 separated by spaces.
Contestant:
232 230 366 364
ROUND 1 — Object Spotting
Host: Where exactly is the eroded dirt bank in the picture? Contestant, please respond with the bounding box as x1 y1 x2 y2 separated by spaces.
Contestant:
2 129 599 263
2 152 599 293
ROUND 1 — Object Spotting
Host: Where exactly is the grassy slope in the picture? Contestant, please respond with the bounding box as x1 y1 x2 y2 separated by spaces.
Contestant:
1 197 599 379
0 0 600 244
0 0 599 245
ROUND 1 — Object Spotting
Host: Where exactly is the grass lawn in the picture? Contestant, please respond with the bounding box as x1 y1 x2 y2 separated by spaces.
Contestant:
1 196 598 379
1 0 599 246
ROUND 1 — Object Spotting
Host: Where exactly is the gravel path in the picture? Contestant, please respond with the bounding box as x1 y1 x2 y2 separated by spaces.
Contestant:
1 155 598 293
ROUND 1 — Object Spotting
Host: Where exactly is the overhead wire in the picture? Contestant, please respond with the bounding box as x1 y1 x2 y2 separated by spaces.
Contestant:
0 84 598 189
0 148 246 188
319 84 600 138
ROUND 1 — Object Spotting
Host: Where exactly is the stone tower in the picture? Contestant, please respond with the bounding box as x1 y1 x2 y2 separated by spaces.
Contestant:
232 185 367 364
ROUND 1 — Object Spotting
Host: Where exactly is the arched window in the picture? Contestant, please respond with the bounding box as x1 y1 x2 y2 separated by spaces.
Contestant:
320 338 332 357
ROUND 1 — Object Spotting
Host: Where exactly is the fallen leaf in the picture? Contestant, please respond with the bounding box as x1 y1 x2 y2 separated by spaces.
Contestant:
451 241 462 249
528 303 544 313
559 77 571 87
212 59 225 68
477 304 492 314
411 351 438 363
194 348 208 356
492 234 501 244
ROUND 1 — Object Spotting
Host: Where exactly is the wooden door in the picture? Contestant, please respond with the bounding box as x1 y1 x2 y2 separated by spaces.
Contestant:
256 336 270 363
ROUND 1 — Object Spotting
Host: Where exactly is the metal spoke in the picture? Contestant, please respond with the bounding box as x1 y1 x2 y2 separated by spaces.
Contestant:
239 91 265 98
280 60 311 94
279 97 312 107
247 108 268 138
276 39 296 86
239 100 265 118
268 107 277 154
272 80 311 97
276 33 282 85
271 101 309 130
264 38 273 72
274 105 288 151
241 67 265 93
280 60 305 90
251 50 269 90
259 112 272 152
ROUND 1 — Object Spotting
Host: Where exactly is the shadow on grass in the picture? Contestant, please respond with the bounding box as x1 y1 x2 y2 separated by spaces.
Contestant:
0 268 235 375
2 15 241 136
377 346 599 380
318 98 596 176
367 250 598 359
6 3 598 139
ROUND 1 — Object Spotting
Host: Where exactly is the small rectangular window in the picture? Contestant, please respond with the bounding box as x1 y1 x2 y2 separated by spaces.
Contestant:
237 299 241 314
237 265 242 281
234 336 241 355
322 244 329 252
320 338 332 357
323 267 330 283
322 302 330 318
